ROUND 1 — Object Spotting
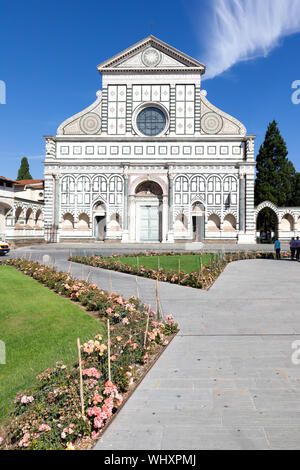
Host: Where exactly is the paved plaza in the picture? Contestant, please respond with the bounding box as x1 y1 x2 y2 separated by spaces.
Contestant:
8 245 300 449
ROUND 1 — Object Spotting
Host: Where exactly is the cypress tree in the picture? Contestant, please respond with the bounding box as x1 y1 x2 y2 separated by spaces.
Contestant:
293 173 300 206
17 157 32 181
255 121 295 207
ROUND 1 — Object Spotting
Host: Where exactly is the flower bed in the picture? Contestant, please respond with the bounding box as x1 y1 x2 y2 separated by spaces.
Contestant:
0 259 178 450
69 251 282 290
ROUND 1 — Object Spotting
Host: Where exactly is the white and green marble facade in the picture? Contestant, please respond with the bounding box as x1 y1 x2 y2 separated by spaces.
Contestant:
44 36 257 244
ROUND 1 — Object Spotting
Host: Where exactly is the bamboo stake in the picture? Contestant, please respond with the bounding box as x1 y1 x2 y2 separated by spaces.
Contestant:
107 319 111 382
135 275 140 300
144 308 150 348
108 271 113 292
155 278 160 318
86 268 92 283
158 297 164 320
77 338 84 416
158 255 160 270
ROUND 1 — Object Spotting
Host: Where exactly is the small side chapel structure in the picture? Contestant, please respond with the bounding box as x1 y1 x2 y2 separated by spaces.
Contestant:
44 35 257 244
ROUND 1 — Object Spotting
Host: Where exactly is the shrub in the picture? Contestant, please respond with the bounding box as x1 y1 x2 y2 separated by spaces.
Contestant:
0 259 178 450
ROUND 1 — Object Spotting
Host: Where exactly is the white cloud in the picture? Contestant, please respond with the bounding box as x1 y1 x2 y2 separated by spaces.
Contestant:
202 0 300 79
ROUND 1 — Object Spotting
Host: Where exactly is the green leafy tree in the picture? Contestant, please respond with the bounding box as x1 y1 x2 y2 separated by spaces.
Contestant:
17 157 32 181
293 173 300 206
255 121 295 207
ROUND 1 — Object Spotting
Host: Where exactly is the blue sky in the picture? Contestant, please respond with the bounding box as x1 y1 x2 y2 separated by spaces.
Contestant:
0 0 300 179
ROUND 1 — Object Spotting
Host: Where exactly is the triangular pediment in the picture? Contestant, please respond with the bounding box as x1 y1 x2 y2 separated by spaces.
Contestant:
97 36 206 74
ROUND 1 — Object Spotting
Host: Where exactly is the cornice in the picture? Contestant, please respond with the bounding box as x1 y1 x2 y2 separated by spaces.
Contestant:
44 135 256 143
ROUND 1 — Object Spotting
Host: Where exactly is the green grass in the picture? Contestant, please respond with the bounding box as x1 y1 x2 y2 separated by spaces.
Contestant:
0 265 105 419
117 253 215 274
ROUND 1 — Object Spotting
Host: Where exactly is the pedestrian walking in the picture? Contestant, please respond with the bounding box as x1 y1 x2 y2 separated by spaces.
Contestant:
274 238 281 260
290 237 296 260
296 237 300 261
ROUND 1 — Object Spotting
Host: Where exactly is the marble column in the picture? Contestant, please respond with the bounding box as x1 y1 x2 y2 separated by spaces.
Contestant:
162 195 168 242
239 176 245 232
121 174 129 242
168 172 174 242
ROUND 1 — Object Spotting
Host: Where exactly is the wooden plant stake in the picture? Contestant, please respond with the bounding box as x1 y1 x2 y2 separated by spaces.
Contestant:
158 297 164 320
144 308 150 348
107 319 111 382
86 269 92 283
155 278 160 318
77 338 85 416
109 271 113 292
158 255 160 270
135 275 140 300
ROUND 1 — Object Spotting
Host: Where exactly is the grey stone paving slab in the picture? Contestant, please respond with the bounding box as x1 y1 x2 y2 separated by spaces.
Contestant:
7 248 300 449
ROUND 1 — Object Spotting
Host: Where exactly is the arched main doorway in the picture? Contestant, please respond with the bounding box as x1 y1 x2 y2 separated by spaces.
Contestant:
256 206 278 243
93 201 106 241
135 181 163 242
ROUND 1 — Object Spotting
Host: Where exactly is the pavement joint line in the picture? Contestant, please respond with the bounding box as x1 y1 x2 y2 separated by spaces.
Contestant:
178 334 300 337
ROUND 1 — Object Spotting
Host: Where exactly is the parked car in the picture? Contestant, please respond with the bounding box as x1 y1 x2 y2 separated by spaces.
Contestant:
0 234 10 255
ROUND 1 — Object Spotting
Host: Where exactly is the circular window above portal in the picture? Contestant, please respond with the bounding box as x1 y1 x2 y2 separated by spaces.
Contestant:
135 105 168 137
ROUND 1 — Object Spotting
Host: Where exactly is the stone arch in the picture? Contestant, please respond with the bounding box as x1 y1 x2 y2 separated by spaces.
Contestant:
35 209 43 228
174 212 188 232
92 200 107 241
134 179 163 242
255 202 279 242
0 200 13 233
78 213 89 230
135 180 163 196
108 212 122 232
223 214 237 231
281 213 294 232
254 201 280 219
62 213 74 230
25 208 34 228
130 175 167 197
207 214 221 231
15 206 24 226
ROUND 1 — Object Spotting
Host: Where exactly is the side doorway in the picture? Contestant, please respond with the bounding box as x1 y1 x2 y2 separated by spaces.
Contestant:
192 202 205 242
94 215 106 241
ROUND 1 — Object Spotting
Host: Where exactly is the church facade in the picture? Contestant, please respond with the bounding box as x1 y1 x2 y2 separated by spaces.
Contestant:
44 36 256 244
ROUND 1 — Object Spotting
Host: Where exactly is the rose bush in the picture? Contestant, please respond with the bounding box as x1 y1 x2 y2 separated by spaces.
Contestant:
69 251 279 290
0 259 178 450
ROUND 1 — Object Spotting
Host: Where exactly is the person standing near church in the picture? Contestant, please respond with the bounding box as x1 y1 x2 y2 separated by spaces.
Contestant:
290 237 296 260
296 236 300 261
274 238 281 260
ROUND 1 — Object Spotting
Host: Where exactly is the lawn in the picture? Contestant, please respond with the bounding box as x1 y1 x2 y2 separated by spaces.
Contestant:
0 265 105 420
117 253 215 274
